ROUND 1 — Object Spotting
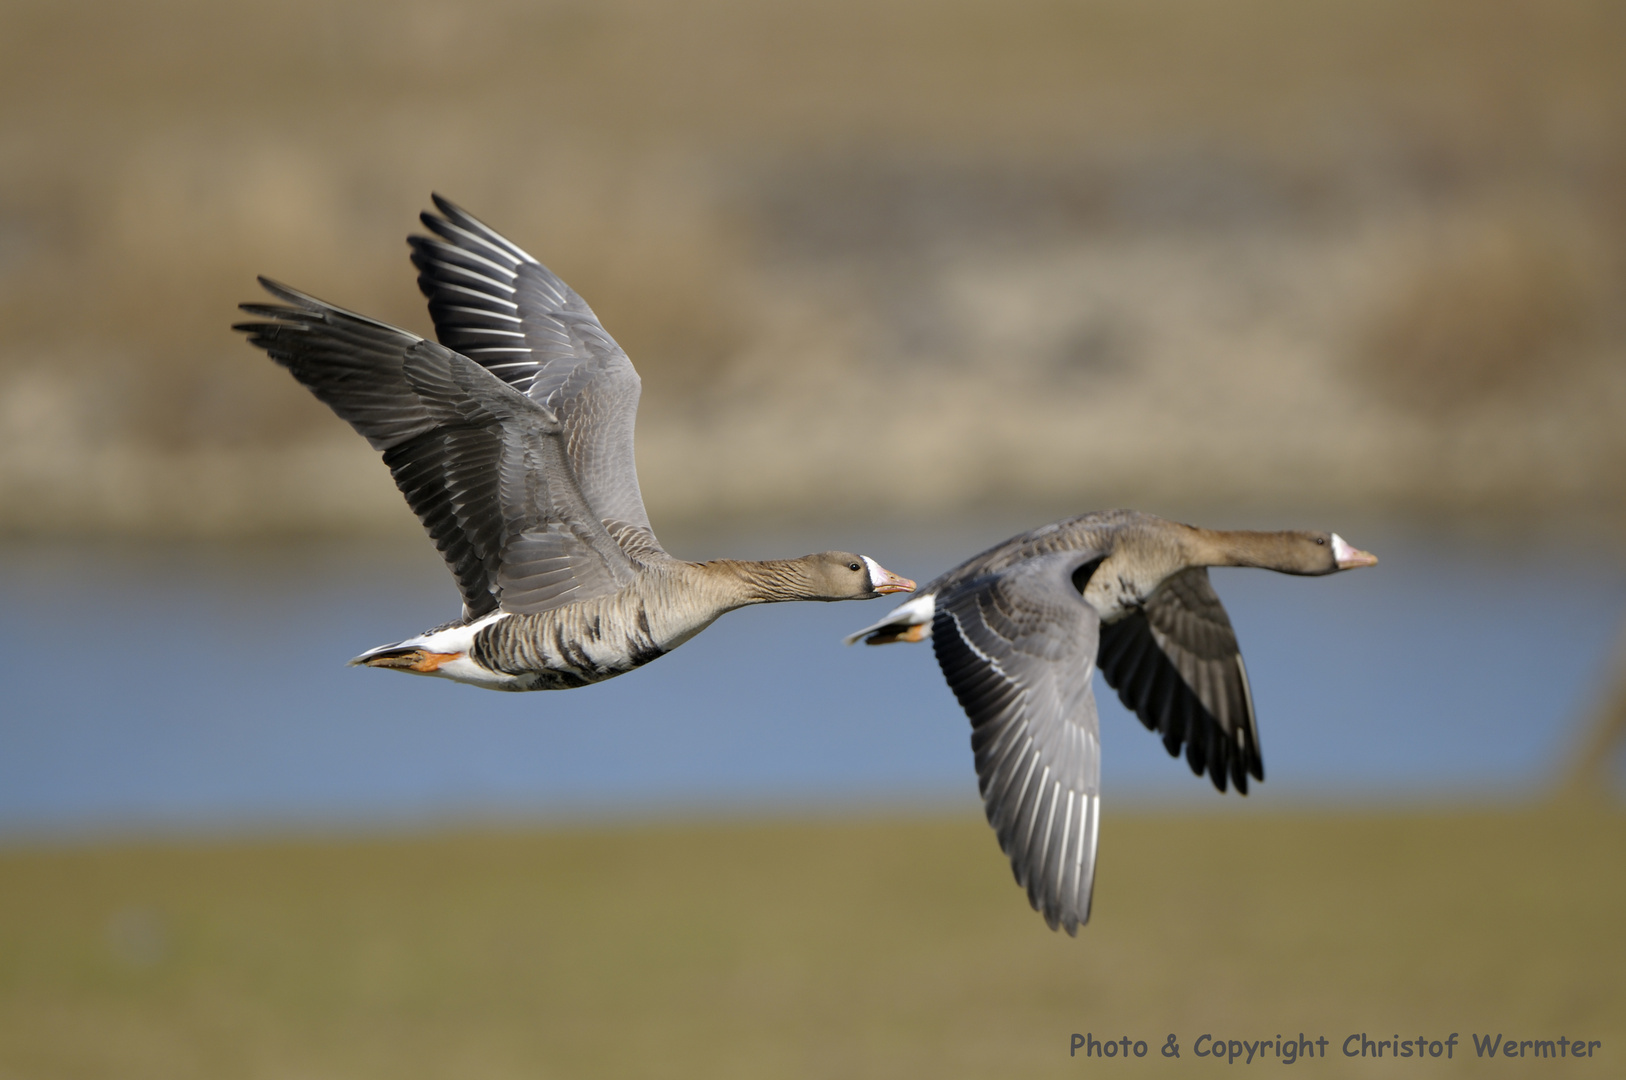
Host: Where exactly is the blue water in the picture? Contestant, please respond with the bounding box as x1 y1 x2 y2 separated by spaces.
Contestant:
2 522 1623 838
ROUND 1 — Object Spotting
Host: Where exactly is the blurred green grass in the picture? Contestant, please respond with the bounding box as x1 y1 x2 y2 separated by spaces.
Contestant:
3 807 1620 1078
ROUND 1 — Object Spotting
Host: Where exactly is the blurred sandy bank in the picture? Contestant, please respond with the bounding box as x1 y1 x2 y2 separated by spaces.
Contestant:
2 0 1624 537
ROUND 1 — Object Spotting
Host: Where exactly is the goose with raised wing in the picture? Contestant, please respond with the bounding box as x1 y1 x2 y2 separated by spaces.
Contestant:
845 510 1376 933
235 196 913 692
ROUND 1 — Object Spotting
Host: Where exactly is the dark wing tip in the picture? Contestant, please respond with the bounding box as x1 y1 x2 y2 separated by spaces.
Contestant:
251 276 315 306
417 194 475 246
233 285 314 347
234 301 300 322
235 278 331 336
234 277 326 334
419 193 504 250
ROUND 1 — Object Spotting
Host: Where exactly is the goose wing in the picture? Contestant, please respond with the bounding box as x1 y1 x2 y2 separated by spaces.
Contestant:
1096 567 1261 793
930 551 1104 935
235 279 638 619
408 196 664 562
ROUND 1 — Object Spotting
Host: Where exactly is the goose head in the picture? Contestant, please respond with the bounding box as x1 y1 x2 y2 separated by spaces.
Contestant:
799 552 916 600
1266 531 1380 575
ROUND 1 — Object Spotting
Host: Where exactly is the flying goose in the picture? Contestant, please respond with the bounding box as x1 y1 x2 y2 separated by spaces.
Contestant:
845 510 1377 933
235 196 914 691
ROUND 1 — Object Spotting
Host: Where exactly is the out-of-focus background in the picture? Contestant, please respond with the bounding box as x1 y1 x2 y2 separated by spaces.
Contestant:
2 0 1624 1076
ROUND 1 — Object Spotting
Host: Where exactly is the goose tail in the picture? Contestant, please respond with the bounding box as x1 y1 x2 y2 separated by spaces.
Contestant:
349 641 457 672
842 592 937 646
347 616 494 676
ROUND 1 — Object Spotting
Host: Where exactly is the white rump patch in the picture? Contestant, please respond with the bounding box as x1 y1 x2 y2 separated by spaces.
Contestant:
842 591 937 646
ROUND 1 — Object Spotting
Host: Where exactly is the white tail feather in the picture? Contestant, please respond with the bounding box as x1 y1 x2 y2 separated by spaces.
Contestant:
842 592 937 645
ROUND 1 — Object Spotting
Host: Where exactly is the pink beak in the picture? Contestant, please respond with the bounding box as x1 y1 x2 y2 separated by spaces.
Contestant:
1332 534 1378 569
868 562 916 595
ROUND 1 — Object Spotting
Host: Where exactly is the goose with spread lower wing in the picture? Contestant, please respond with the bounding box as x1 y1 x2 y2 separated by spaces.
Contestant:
234 196 913 692
845 509 1376 934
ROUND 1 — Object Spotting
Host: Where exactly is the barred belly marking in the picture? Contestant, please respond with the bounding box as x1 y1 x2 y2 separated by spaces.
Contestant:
471 599 669 690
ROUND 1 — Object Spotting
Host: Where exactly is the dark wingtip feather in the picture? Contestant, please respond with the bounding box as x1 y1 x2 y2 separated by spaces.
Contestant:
423 193 481 236
416 201 461 245
1185 735 1206 779
234 302 301 321
1208 726 1229 792
253 276 310 306
430 191 460 219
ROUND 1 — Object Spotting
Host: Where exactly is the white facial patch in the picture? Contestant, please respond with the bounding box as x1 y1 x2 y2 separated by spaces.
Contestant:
861 555 888 589
1331 534 1366 567
1330 533 1379 569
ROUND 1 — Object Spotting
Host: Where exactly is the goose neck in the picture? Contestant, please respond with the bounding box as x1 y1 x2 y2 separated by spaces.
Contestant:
706 558 818 605
1185 527 1314 573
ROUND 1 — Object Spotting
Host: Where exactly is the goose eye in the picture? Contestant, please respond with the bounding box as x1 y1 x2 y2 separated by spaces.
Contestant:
1315 537 1326 545
849 562 861 571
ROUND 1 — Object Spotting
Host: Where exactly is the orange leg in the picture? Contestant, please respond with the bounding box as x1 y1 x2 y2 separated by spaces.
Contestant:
361 649 463 672
865 623 929 645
